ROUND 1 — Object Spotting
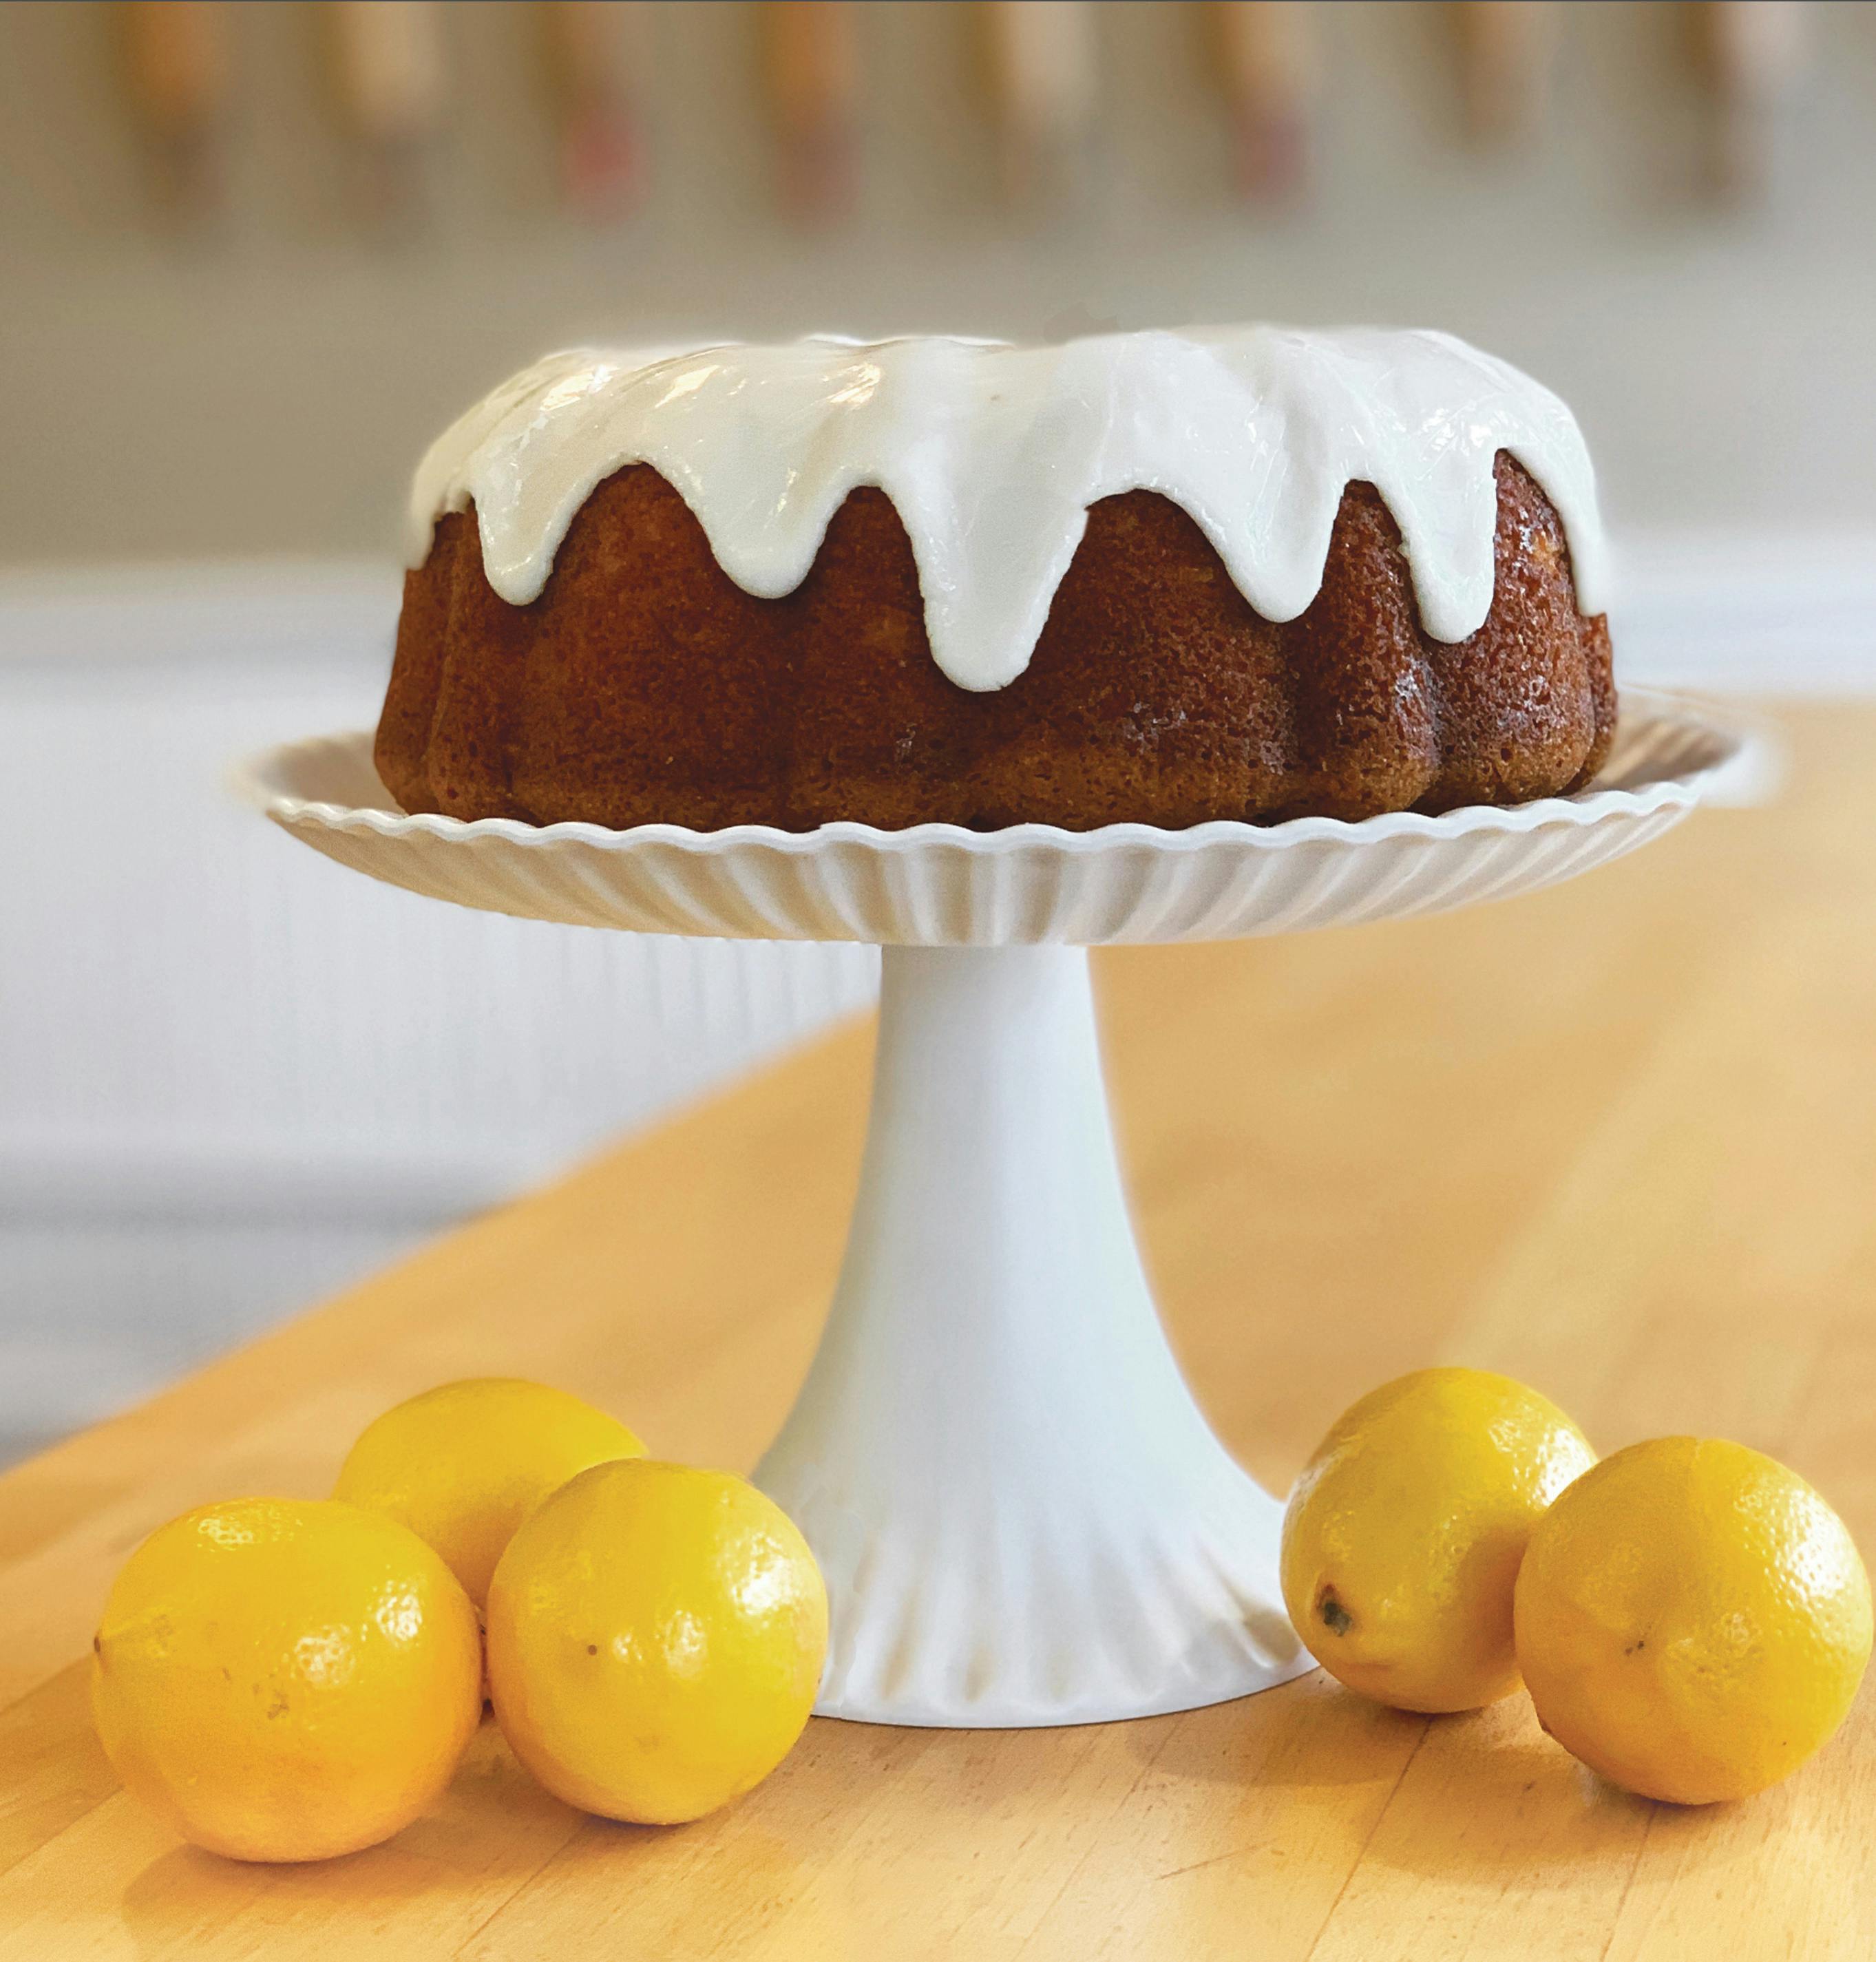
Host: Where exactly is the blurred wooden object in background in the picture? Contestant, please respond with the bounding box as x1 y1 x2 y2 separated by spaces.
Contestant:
761 1 859 224
979 0 1097 210
539 0 649 223
118 0 228 223
1691 0 1809 202
325 0 445 226
1451 0 1557 148
1205 1 1315 204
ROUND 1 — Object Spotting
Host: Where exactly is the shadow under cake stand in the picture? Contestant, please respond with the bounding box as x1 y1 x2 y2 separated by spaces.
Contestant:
241 690 1750 1730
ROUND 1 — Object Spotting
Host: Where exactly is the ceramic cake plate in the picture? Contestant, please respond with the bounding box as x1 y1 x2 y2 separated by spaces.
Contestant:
240 688 1754 1729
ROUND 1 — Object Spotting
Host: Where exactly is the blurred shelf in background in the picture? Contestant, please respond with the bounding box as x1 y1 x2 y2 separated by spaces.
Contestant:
87 1 1827 230
2 1 1871 564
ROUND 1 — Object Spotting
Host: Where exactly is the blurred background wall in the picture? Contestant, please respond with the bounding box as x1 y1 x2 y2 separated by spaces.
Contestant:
4 0 1876 560
2 0 1874 1462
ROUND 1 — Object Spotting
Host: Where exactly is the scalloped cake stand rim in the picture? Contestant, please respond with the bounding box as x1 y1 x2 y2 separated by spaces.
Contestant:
236 686 1754 865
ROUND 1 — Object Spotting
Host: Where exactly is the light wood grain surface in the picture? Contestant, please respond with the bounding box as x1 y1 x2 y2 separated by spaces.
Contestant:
3 704 1872 1961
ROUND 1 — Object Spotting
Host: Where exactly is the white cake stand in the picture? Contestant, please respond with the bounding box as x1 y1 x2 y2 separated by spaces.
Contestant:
238 690 1751 1729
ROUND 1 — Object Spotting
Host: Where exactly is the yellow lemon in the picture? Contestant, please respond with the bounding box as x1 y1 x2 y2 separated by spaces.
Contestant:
1515 1436 1872 1804
91 1497 482 1863
334 1378 644 1609
486 1459 828 1824
1280 1367 1595 1712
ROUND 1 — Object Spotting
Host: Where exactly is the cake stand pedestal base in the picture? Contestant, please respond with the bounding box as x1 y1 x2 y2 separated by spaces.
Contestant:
754 945 1310 1727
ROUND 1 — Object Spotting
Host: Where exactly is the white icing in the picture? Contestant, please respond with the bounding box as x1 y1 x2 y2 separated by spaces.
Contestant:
408 327 1608 693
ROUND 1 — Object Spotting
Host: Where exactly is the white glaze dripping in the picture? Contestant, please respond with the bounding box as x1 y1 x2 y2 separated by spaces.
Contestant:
408 327 1608 693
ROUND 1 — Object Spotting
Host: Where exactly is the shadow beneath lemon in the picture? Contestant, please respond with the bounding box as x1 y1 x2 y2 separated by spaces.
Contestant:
113 1714 876 1956
115 1718 587 1958
119 1837 430 1940
1101 1668 1758 1894
1251 1684 1755 1886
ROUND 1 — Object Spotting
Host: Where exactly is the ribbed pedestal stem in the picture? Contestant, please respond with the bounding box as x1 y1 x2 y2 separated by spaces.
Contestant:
755 945 1309 1727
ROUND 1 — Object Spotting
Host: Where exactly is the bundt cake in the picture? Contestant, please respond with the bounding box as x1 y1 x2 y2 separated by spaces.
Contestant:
379 328 1615 831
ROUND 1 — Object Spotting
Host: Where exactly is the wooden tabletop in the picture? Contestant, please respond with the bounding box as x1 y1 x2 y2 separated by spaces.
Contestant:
3 702 1873 1961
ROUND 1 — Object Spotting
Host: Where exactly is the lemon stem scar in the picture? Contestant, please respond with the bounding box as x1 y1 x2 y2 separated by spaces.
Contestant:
1318 1588 1353 1636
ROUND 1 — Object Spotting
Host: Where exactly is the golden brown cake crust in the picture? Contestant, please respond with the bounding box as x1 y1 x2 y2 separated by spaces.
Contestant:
377 457 1615 831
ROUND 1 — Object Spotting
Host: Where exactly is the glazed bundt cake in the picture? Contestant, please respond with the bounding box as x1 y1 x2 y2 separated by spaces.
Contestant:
379 329 1615 831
